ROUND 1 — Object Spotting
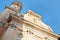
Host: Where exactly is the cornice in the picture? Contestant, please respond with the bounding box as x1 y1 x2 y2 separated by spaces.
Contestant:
11 15 60 37
27 10 41 19
5 6 17 12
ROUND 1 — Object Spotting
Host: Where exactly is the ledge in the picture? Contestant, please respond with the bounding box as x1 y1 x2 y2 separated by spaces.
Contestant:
11 15 60 37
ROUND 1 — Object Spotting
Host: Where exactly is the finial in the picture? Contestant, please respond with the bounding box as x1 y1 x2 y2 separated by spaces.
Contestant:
12 1 22 11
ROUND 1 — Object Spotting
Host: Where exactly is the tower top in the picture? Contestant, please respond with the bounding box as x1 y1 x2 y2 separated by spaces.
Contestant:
12 1 22 8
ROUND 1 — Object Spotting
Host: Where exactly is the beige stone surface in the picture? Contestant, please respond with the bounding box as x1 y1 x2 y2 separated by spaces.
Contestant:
0 1 60 40
1 10 60 40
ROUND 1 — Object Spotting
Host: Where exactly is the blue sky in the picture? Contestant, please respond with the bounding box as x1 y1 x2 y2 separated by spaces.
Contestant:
0 0 60 34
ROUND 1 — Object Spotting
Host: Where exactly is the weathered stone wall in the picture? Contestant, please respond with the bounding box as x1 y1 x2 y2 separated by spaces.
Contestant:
22 23 58 40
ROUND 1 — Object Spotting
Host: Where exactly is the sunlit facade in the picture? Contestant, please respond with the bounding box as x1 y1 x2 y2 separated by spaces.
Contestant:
0 1 60 40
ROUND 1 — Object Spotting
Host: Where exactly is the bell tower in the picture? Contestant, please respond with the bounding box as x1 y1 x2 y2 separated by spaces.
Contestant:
0 1 22 39
5 1 22 13
0 1 22 18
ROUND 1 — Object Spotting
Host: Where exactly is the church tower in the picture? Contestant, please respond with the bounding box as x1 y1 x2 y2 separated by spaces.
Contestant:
0 1 22 40
5 1 22 14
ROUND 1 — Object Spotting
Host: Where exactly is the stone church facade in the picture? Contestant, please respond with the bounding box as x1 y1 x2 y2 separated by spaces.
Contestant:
0 1 60 40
